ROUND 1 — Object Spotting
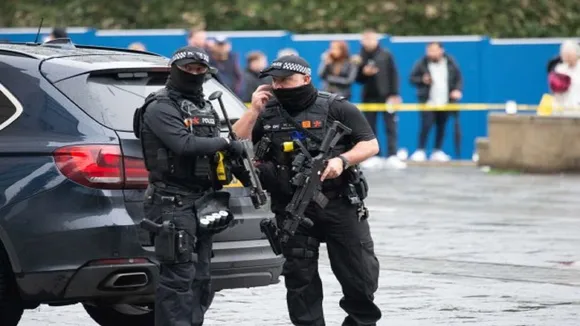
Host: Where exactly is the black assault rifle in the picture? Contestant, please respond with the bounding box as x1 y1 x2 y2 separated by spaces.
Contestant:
260 120 352 255
208 91 268 209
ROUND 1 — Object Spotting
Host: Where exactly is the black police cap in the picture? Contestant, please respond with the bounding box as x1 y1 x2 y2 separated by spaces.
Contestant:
169 46 211 68
259 55 312 79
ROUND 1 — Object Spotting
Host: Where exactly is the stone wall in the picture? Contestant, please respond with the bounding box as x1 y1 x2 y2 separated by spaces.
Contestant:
477 114 580 173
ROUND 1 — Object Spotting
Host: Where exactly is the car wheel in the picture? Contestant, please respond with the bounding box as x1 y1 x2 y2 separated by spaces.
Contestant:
0 249 24 326
83 291 216 326
84 303 154 326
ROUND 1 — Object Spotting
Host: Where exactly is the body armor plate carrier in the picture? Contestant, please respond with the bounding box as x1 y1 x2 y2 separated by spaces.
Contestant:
133 88 221 189
259 92 350 196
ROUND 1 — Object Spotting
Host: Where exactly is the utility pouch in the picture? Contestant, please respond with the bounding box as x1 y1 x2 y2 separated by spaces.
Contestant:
175 229 195 263
195 191 234 235
345 183 362 205
344 167 368 201
341 168 370 222
194 156 211 178
155 223 178 262
254 137 272 161
354 175 368 201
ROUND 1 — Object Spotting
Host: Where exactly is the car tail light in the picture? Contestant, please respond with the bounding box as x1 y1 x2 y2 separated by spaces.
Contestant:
123 156 149 189
53 145 148 189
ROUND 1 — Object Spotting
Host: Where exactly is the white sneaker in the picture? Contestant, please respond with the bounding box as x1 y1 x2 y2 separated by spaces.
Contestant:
430 150 450 162
409 150 427 162
360 156 383 170
397 148 408 161
382 155 407 169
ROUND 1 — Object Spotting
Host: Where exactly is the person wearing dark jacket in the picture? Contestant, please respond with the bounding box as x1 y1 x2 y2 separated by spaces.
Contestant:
409 42 463 162
242 51 270 103
318 40 358 100
210 36 243 97
232 55 382 326
136 46 244 326
355 29 406 170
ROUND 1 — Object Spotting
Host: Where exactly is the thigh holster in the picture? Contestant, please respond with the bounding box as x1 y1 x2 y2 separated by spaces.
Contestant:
141 188 198 264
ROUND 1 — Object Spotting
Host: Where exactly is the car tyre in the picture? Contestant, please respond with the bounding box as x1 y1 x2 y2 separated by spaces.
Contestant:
84 290 216 326
84 303 155 326
0 248 24 326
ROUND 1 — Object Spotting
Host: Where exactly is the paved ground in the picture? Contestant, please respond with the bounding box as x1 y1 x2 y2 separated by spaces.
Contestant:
21 167 580 325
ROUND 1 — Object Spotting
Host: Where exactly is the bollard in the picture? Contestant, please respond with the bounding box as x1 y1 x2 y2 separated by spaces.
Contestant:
505 100 518 114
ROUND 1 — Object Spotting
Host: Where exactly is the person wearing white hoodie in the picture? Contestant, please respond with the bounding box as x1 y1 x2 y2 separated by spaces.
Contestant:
553 40 580 115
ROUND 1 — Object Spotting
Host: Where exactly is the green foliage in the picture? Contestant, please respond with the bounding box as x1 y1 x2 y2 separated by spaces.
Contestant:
1 0 579 37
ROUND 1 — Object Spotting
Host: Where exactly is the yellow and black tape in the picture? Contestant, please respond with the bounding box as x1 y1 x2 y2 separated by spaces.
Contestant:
245 102 539 112
352 103 538 112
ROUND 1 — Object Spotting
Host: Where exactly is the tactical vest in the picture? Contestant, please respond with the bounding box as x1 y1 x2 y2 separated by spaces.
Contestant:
134 88 221 190
260 91 351 193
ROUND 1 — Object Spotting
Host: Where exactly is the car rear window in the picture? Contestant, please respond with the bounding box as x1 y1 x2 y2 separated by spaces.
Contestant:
0 83 23 131
53 71 246 131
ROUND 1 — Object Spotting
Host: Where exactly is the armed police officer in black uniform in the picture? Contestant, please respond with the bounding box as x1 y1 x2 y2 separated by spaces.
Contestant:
134 46 244 326
232 55 382 326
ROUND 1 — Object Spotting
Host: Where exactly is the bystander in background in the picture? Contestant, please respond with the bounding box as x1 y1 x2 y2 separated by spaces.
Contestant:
44 27 68 42
187 27 214 53
241 51 270 102
550 40 580 115
209 36 243 97
356 29 405 170
128 42 146 51
408 42 463 162
318 40 357 100
277 48 299 58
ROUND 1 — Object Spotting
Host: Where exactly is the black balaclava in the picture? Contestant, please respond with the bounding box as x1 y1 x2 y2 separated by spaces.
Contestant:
259 55 318 112
167 65 205 104
167 46 212 105
273 83 318 113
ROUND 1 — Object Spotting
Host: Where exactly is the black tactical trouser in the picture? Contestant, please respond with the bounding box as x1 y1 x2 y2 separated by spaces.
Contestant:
276 196 381 326
144 187 213 326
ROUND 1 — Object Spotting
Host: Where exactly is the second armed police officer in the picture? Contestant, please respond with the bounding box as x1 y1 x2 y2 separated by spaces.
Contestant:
233 55 382 326
136 46 243 326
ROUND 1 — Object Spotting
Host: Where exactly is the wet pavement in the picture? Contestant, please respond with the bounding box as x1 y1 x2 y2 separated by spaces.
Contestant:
21 167 580 325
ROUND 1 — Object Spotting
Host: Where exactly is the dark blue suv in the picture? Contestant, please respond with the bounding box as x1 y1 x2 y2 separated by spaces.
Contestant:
0 41 282 326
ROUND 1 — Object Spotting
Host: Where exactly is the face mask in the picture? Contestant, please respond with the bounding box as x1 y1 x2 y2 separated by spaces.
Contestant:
167 65 205 103
273 83 318 113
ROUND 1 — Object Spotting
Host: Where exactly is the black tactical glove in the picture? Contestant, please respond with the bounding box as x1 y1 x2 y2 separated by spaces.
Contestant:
227 140 245 158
